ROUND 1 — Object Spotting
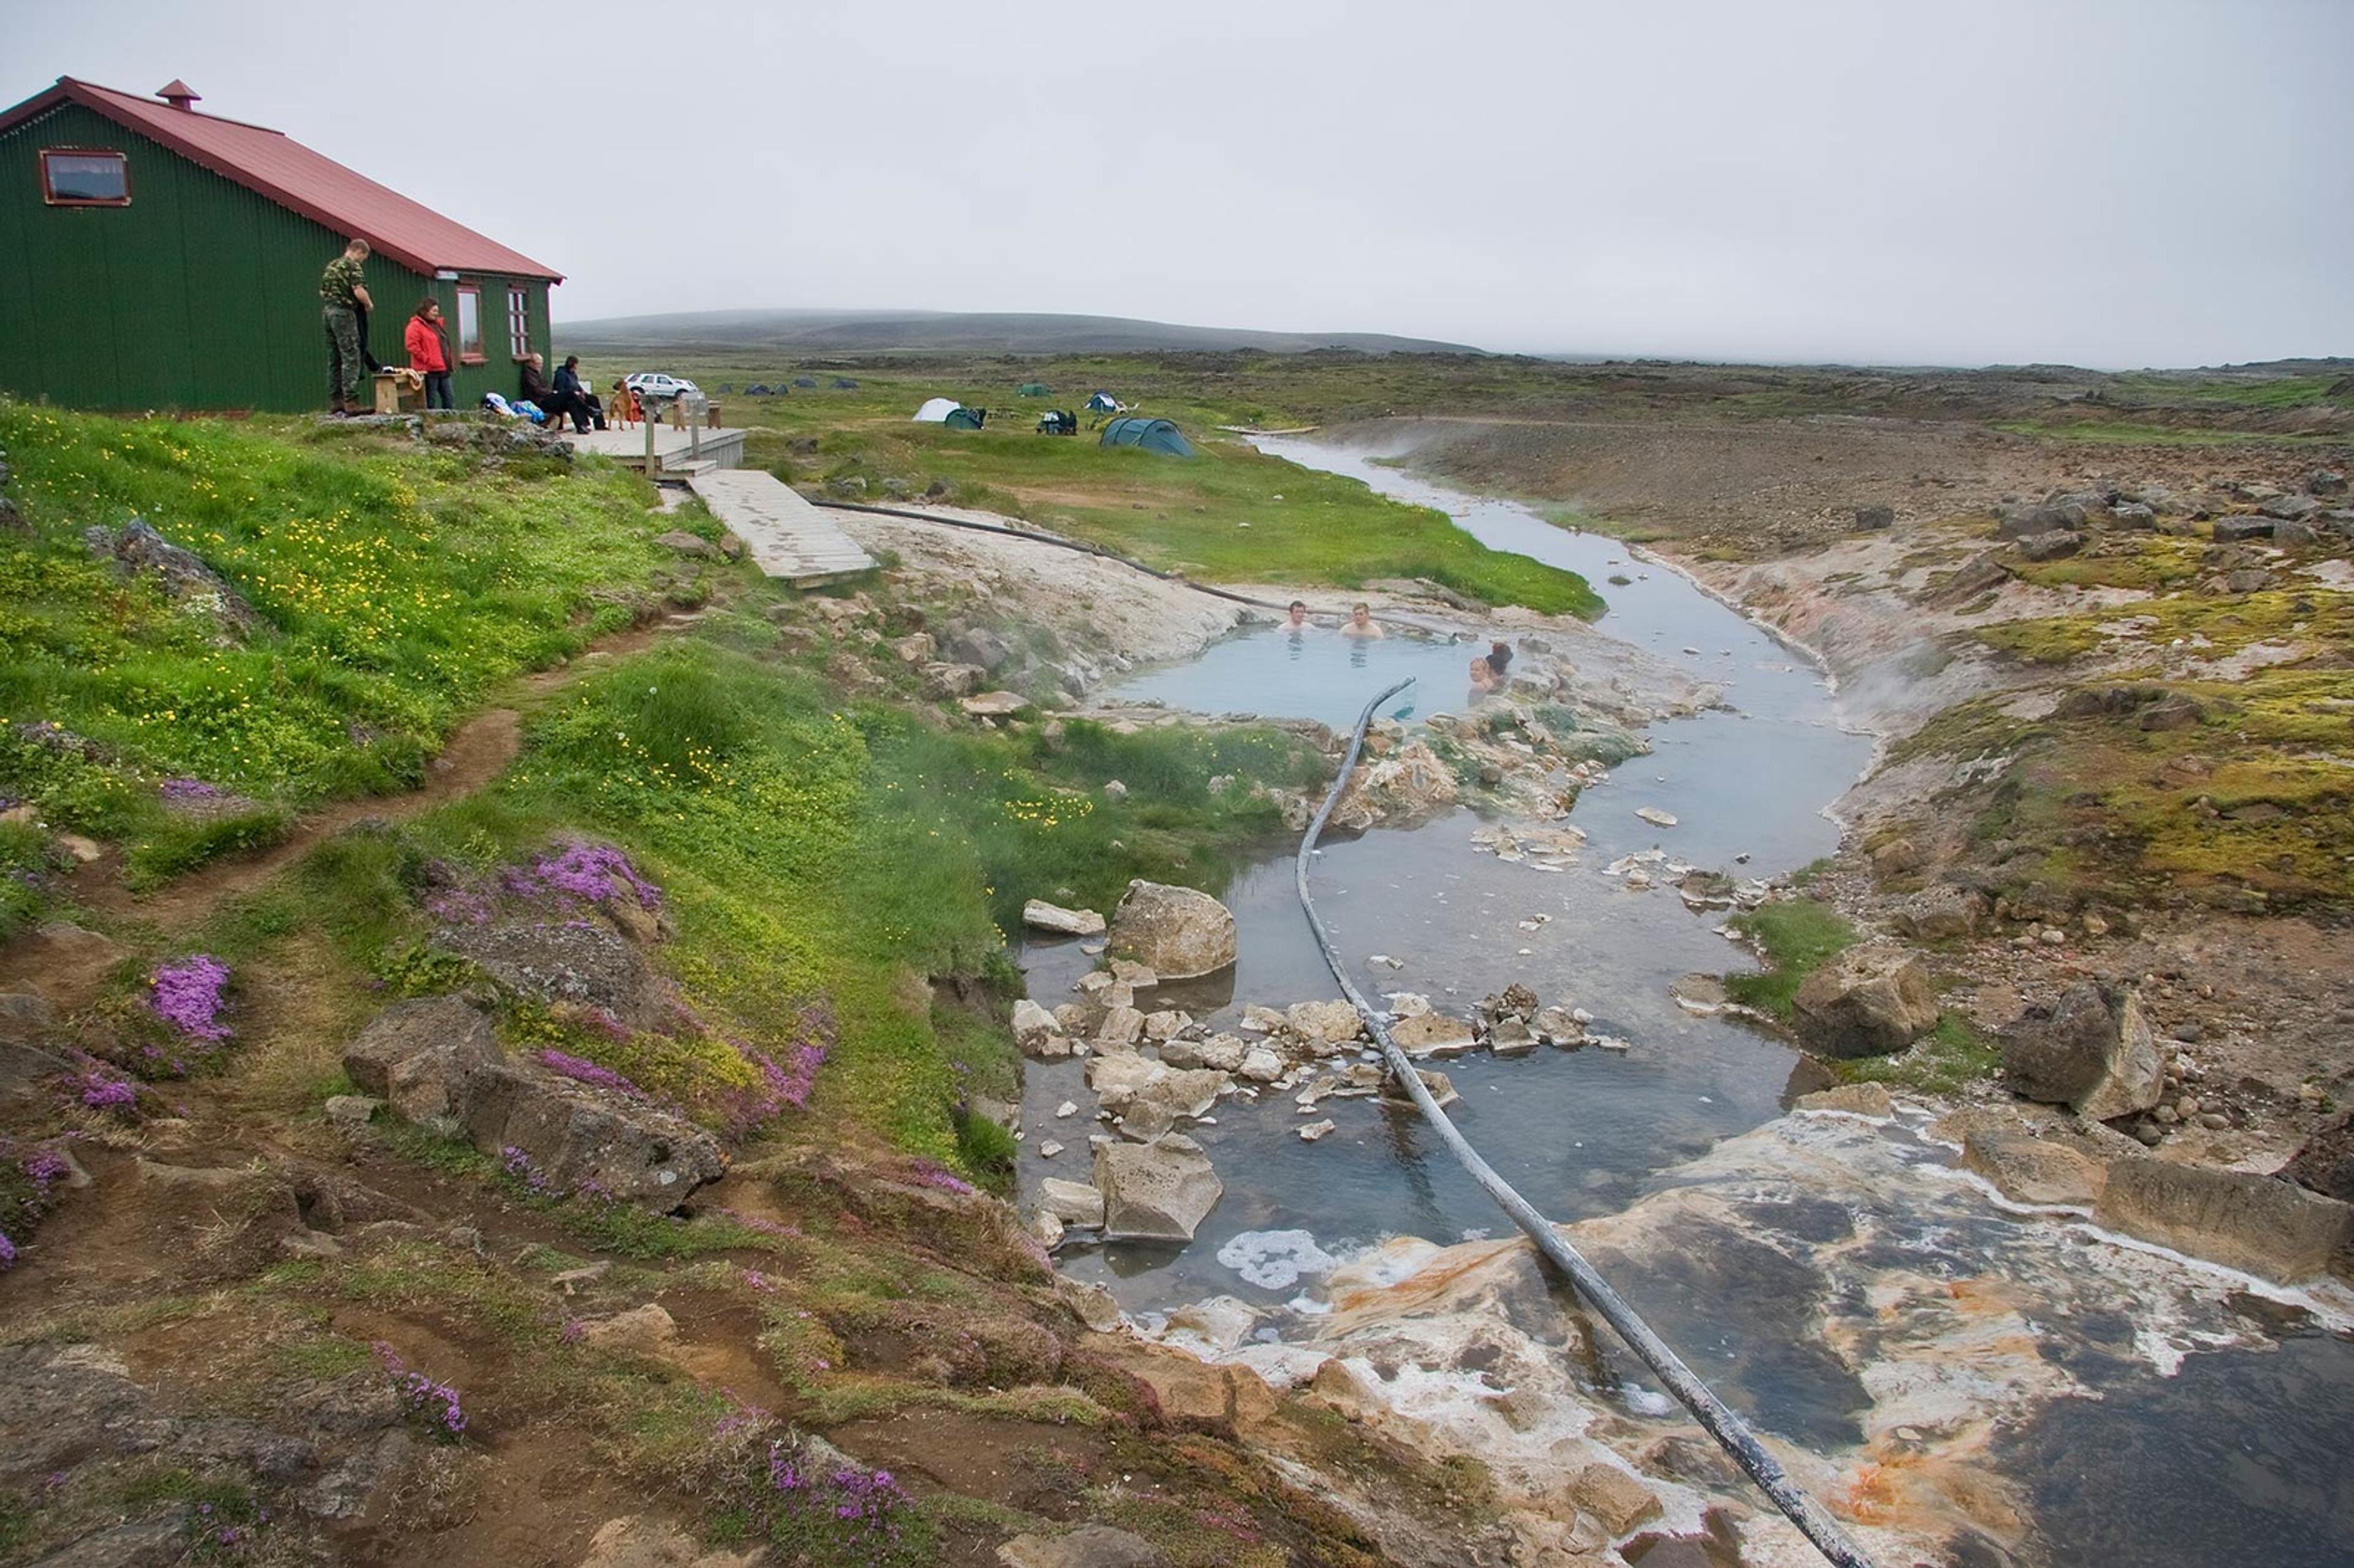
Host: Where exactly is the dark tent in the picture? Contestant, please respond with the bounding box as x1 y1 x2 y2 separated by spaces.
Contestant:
1085 391 1118 412
794 378 818 389
831 377 859 389
1036 409 1077 435
943 406 987 430
1099 417 1195 457
1017 382 1051 397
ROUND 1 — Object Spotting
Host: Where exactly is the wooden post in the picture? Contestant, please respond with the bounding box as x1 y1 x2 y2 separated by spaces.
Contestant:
644 404 657 471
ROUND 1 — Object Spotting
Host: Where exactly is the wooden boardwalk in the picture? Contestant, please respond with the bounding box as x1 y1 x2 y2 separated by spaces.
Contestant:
687 470 875 587
560 425 747 473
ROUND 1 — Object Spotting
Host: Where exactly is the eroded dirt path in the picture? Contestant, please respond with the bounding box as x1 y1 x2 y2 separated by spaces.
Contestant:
25 621 676 958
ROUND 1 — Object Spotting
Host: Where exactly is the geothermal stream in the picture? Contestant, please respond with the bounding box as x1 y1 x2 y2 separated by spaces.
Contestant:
1014 441 2354 1566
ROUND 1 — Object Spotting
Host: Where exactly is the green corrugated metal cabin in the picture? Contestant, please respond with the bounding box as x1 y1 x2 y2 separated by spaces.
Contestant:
0 76 563 413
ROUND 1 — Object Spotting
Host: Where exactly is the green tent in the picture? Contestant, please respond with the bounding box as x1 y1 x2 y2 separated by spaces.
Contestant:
942 406 986 430
1016 382 1051 397
1099 417 1195 457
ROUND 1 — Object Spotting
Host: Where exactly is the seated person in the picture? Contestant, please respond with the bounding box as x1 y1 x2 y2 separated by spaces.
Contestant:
1486 639 1514 678
553 356 607 430
1339 601 1385 639
1283 599 1316 633
518 353 591 433
1468 655 1501 697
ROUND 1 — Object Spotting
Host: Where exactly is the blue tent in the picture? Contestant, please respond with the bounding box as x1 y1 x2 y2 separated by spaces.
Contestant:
1085 391 1118 412
794 378 818 389
832 376 859 389
1099 417 1194 457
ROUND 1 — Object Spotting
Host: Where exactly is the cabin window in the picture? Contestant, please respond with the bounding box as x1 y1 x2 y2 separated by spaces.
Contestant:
507 286 530 360
454 284 484 364
40 148 131 205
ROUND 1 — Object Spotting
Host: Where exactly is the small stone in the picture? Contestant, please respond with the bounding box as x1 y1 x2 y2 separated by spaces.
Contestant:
1298 1119 1336 1142
2174 1097 2200 1119
1238 1048 1285 1083
1039 1140 1065 1159
2040 927 2067 946
2198 1112 2229 1130
323 1094 381 1129
1055 1100 1078 1118
1634 805 1678 828
1023 900 1106 937
1103 780 1129 802
2154 1104 2180 1125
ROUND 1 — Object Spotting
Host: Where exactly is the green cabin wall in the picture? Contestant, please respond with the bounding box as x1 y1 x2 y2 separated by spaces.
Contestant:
0 101 554 413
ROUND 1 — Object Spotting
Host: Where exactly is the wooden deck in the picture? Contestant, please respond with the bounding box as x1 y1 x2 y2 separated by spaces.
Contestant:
686 470 876 587
560 424 747 473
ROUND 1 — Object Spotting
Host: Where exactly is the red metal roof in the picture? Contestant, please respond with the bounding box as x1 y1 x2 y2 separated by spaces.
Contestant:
0 77 562 281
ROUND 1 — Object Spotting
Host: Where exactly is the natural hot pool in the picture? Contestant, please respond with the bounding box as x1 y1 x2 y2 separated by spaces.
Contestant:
1027 442 1875 1309
1013 440 2354 1568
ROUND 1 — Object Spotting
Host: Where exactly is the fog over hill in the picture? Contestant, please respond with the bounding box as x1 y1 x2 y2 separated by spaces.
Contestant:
558 308 1485 357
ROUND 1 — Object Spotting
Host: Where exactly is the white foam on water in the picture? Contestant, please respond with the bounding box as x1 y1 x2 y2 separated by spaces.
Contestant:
1216 1228 1340 1291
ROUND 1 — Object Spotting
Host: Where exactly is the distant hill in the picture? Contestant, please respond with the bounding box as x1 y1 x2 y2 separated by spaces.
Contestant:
558 308 1485 357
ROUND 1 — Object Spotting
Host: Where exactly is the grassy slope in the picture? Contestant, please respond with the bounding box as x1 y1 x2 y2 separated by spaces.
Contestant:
0 402 1323 1165
0 403 671 885
582 362 1604 618
4 408 1485 1563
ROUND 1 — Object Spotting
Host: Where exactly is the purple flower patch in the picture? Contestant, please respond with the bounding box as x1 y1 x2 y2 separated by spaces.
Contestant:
907 1161 974 1197
538 1048 643 1098
764 1437 912 1552
500 1145 551 1195
158 777 227 803
503 841 662 913
375 1343 467 1439
150 955 232 1044
0 1231 16 1269
74 1071 138 1113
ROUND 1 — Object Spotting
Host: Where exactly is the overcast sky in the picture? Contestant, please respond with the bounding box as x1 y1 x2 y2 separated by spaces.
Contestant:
8 0 2349 367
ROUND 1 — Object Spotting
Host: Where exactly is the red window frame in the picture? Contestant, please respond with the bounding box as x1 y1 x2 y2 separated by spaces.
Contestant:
40 147 131 207
507 285 530 361
454 283 485 365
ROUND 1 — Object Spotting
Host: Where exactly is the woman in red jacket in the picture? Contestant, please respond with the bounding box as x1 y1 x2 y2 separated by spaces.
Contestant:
405 299 453 410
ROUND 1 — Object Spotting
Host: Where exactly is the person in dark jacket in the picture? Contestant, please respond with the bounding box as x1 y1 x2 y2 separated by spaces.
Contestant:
552 356 606 430
518 353 590 432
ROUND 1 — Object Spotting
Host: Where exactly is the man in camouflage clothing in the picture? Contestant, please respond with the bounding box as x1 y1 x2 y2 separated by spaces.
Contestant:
320 238 373 415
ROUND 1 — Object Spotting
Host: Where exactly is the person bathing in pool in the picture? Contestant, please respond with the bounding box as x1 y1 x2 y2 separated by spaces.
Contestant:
1284 599 1316 633
1340 602 1384 639
1468 655 1502 699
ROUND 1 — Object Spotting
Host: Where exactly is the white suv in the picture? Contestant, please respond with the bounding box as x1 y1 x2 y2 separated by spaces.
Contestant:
624 372 702 405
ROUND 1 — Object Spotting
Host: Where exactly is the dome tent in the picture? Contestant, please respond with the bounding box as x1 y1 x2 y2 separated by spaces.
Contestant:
1084 391 1119 412
942 406 986 430
1099 417 1194 457
912 397 961 423
1017 382 1051 397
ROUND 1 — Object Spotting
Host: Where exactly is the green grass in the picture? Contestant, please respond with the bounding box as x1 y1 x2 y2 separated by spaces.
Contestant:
1831 1013 2003 1094
1723 898 1858 1018
0 401 670 872
576 362 1602 617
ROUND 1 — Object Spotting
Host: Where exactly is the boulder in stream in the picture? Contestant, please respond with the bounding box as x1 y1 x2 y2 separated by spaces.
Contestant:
1095 1135 1223 1241
1107 880 1237 980
1790 945 1939 1059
